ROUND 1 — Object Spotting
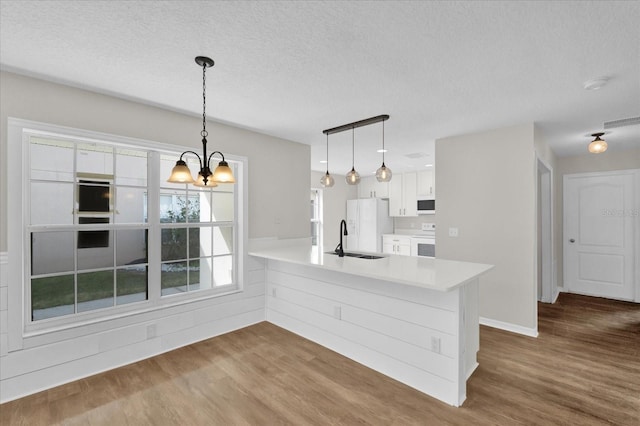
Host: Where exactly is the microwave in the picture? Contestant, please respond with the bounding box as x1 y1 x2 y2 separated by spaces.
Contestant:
417 198 435 215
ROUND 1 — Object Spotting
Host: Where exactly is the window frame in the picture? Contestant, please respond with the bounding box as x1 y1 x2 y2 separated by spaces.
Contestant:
7 118 248 346
310 188 323 249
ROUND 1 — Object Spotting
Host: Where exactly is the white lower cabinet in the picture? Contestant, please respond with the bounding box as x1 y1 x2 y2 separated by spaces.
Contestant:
383 234 411 256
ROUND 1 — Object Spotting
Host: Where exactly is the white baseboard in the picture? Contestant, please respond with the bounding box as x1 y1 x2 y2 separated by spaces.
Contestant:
552 286 564 303
479 317 538 338
466 361 479 380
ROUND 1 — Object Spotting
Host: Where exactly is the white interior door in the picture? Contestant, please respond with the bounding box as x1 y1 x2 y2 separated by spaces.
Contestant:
564 171 637 301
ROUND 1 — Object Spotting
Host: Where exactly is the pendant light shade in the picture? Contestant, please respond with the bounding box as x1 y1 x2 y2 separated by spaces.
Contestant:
320 134 335 187
211 160 236 183
320 172 335 187
345 167 361 185
168 160 196 184
375 120 392 182
588 132 608 154
376 164 392 182
345 128 360 185
194 169 218 187
167 56 236 187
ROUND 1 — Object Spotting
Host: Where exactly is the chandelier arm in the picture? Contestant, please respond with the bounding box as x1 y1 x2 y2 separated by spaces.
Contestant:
179 150 204 169
206 150 226 167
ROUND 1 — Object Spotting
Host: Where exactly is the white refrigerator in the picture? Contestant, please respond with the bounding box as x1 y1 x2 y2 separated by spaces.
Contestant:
345 198 393 253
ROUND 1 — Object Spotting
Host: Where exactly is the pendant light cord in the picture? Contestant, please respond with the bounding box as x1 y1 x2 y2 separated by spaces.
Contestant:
382 121 385 164
351 127 355 168
326 134 330 173
201 64 208 138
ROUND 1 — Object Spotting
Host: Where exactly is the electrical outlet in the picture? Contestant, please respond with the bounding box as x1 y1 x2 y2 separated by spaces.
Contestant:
448 227 459 237
147 324 157 340
430 336 441 354
333 306 342 320
422 223 435 231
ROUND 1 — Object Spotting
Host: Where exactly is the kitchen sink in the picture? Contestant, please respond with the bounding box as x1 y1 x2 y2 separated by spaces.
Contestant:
325 251 386 260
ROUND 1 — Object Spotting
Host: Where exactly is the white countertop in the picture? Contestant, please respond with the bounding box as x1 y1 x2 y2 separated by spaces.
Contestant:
249 239 493 292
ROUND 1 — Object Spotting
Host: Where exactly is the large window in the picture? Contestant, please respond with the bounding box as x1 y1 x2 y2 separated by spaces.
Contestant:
310 189 322 248
24 129 242 327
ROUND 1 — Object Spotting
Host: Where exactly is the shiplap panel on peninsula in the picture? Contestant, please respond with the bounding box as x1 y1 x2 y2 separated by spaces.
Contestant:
263 259 475 406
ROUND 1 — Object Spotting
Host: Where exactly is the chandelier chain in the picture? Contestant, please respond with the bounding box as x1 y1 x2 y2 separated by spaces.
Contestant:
201 63 208 138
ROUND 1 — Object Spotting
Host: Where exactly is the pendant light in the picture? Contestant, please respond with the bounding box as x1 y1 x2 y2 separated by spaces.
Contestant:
345 127 360 185
375 120 392 182
320 133 335 187
588 132 608 154
167 56 236 187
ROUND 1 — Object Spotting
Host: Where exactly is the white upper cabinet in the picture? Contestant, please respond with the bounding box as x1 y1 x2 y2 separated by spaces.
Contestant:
388 172 417 217
417 169 435 198
358 176 389 199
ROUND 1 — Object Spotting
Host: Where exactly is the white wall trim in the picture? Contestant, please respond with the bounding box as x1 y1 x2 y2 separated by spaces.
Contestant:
1 252 8 359
1 309 264 403
480 316 538 338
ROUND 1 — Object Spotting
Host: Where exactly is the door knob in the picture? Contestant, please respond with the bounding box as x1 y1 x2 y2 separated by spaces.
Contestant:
569 238 575 243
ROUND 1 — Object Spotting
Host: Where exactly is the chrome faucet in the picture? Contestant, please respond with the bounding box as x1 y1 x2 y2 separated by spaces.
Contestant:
336 219 348 257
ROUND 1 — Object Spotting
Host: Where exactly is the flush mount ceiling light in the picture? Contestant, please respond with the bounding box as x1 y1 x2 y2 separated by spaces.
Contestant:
583 77 609 91
588 132 608 154
167 56 236 187
320 133 335 187
375 120 392 182
322 115 390 187
345 127 361 185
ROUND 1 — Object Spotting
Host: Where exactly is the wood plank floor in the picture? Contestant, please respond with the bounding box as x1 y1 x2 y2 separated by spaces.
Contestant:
1 293 639 425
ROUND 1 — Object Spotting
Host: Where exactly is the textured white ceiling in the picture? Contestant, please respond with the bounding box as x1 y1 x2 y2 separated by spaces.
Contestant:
1 1 639 176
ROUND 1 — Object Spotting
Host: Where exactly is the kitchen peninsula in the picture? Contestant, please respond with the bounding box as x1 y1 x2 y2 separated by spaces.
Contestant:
249 239 493 406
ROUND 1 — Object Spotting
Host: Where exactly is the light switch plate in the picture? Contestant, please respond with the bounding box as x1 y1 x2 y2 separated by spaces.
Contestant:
430 336 441 354
449 227 459 237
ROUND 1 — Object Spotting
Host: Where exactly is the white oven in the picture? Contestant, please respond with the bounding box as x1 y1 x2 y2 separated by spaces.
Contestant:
410 236 435 258
410 223 435 258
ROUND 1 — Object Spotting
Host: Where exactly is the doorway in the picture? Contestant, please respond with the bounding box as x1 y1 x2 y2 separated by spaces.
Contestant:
537 157 554 303
563 170 638 301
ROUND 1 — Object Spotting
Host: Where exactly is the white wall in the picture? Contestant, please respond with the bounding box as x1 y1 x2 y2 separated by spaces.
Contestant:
0 71 310 402
554 147 640 288
435 124 537 334
310 171 357 250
